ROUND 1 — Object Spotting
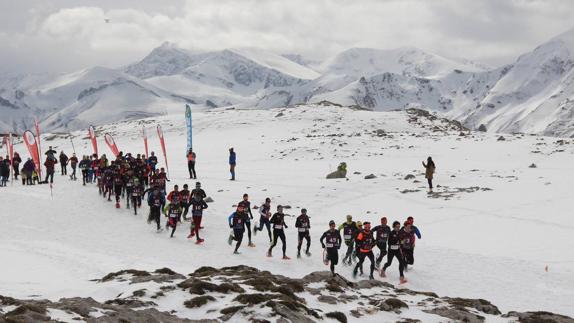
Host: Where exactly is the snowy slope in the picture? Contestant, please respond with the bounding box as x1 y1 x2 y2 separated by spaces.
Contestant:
1 104 574 321
317 47 486 80
3 29 574 136
0 66 193 133
461 29 574 137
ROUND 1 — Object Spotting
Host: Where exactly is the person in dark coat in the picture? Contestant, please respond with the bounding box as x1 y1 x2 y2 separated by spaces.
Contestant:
12 152 22 179
0 157 9 186
422 157 436 191
44 157 57 184
22 158 35 185
59 151 69 176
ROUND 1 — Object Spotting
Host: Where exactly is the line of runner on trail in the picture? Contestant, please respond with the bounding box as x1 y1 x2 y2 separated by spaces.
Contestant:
2 144 426 285
68 146 423 285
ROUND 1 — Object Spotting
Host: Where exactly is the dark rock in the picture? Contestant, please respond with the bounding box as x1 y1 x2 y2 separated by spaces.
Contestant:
154 267 179 275
184 295 216 308
364 174 377 179
179 278 245 295
529 163 537 168
233 293 272 305
497 136 506 141
478 124 487 132
105 298 157 308
326 311 348 323
356 279 393 289
100 269 151 282
190 266 218 277
378 298 409 312
132 289 146 297
504 311 574 323
318 295 338 304
425 307 485 323
270 302 315 323
219 305 246 315
376 129 386 137
404 174 416 180
443 297 501 315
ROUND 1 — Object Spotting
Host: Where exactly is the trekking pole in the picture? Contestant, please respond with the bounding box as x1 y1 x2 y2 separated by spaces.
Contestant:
50 182 54 200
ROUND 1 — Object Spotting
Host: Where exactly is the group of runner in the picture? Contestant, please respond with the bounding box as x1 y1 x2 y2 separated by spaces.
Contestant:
226 198 421 284
4 140 424 284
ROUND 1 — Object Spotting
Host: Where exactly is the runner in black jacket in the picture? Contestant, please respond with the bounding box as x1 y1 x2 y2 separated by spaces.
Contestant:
238 193 255 247
372 216 391 268
267 205 289 259
295 208 311 258
320 220 342 276
381 221 407 284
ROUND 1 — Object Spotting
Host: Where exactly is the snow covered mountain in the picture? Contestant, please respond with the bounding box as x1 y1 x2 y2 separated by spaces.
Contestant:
0 66 193 133
127 45 320 109
460 29 574 137
2 28 574 136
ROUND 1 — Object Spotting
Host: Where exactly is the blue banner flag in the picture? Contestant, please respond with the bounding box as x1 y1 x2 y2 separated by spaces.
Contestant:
185 104 192 151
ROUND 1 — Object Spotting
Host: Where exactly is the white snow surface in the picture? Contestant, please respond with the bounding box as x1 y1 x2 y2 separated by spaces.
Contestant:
1 104 574 320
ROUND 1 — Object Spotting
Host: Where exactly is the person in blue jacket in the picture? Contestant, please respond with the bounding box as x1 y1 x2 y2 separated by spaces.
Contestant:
229 148 236 181
228 204 248 254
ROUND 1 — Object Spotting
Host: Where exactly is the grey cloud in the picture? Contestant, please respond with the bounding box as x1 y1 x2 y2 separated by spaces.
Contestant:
0 0 573 74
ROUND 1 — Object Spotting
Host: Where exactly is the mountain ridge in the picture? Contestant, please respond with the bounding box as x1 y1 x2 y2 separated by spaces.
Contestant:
2 28 574 136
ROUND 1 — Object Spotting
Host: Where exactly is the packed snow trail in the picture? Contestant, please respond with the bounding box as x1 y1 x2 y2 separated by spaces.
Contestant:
1 105 574 317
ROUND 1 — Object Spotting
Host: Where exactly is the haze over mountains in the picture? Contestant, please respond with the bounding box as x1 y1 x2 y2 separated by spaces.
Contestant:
1 28 574 137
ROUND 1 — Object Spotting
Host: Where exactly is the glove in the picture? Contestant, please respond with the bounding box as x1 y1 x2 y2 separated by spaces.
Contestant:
321 243 326 249
229 224 233 228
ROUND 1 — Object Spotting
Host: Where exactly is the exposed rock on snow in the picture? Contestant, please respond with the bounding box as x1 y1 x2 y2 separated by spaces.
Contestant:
3 266 570 322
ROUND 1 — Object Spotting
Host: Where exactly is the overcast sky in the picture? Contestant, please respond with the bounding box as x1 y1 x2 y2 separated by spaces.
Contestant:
1 0 573 75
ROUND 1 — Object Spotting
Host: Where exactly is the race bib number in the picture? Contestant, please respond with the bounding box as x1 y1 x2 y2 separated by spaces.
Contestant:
326 243 334 248
274 224 283 229
390 245 399 250
298 228 307 232
344 234 351 240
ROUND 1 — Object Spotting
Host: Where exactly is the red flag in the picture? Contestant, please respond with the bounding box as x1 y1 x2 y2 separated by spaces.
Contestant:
104 133 120 157
157 125 169 178
143 126 149 158
88 125 98 156
23 130 41 176
7 133 14 182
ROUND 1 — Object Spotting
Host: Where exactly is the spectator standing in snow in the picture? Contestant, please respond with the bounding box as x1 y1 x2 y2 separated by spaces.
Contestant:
12 152 22 180
59 151 68 176
187 148 197 179
0 157 9 186
422 157 436 191
229 148 236 181
44 156 57 184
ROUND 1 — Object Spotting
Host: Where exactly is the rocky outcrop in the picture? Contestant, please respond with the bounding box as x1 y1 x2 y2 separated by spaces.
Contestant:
1 266 572 323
